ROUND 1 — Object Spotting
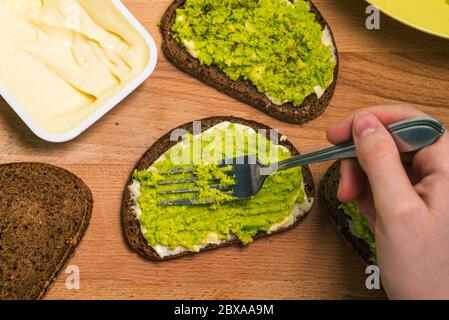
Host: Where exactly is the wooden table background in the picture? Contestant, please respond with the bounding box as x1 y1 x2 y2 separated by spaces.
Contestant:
1 0 448 300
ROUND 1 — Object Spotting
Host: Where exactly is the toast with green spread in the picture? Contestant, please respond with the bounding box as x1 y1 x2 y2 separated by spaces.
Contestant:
122 116 315 260
160 0 339 124
0 163 93 300
319 162 377 265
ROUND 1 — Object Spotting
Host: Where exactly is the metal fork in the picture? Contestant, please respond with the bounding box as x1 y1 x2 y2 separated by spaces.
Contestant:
158 117 445 205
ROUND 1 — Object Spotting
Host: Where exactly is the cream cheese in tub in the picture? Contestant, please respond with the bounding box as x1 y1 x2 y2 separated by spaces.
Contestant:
0 0 157 142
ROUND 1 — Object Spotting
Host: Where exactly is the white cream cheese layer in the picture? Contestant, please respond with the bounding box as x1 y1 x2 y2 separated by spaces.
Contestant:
129 121 314 258
311 26 337 99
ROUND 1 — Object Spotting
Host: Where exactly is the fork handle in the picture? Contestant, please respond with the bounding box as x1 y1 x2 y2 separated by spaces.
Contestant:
273 117 445 173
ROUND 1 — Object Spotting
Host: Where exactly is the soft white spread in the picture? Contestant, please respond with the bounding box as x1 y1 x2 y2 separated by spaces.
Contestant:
348 219 361 239
311 26 337 100
0 0 150 134
182 39 198 58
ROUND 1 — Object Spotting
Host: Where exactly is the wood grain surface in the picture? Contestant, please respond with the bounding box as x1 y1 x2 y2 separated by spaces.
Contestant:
1 0 448 300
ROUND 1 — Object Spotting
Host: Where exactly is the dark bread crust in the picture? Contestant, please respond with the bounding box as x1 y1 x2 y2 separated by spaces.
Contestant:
122 116 315 261
318 162 374 265
160 0 339 125
0 163 93 300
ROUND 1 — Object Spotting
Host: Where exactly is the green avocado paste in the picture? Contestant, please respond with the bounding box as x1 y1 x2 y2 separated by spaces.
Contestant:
339 203 377 263
132 122 310 255
172 0 336 106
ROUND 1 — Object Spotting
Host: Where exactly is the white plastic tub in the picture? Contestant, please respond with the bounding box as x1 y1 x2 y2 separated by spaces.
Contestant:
0 0 157 143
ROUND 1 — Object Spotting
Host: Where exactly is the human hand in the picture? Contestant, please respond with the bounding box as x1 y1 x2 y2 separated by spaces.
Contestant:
327 105 449 299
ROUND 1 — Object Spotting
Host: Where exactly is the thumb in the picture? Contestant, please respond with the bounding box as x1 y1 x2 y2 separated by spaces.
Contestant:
352 112 421 217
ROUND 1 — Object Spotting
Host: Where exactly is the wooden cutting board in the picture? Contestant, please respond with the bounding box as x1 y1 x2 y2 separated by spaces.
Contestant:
1 0 448 300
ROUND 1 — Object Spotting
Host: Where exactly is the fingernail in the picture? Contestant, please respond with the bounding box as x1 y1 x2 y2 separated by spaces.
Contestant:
353 112 379 138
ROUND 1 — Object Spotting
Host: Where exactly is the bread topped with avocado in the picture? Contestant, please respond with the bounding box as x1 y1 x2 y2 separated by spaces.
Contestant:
160 0 338 124
319 162 377 265
121 116 315 260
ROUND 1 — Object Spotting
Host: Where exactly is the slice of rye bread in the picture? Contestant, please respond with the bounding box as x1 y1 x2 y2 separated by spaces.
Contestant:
121 116 315 261
0 163 93 300
160 0 339 125
318 162 374 265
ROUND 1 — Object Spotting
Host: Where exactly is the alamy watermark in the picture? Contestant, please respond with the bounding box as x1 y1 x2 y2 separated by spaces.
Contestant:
365 265 381 290
65 265 80 290
366 5 380 30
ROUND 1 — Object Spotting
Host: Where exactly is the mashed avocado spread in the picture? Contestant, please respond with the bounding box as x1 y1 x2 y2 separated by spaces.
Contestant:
172 0 336 106
131 122 310 256
339 203 377 263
